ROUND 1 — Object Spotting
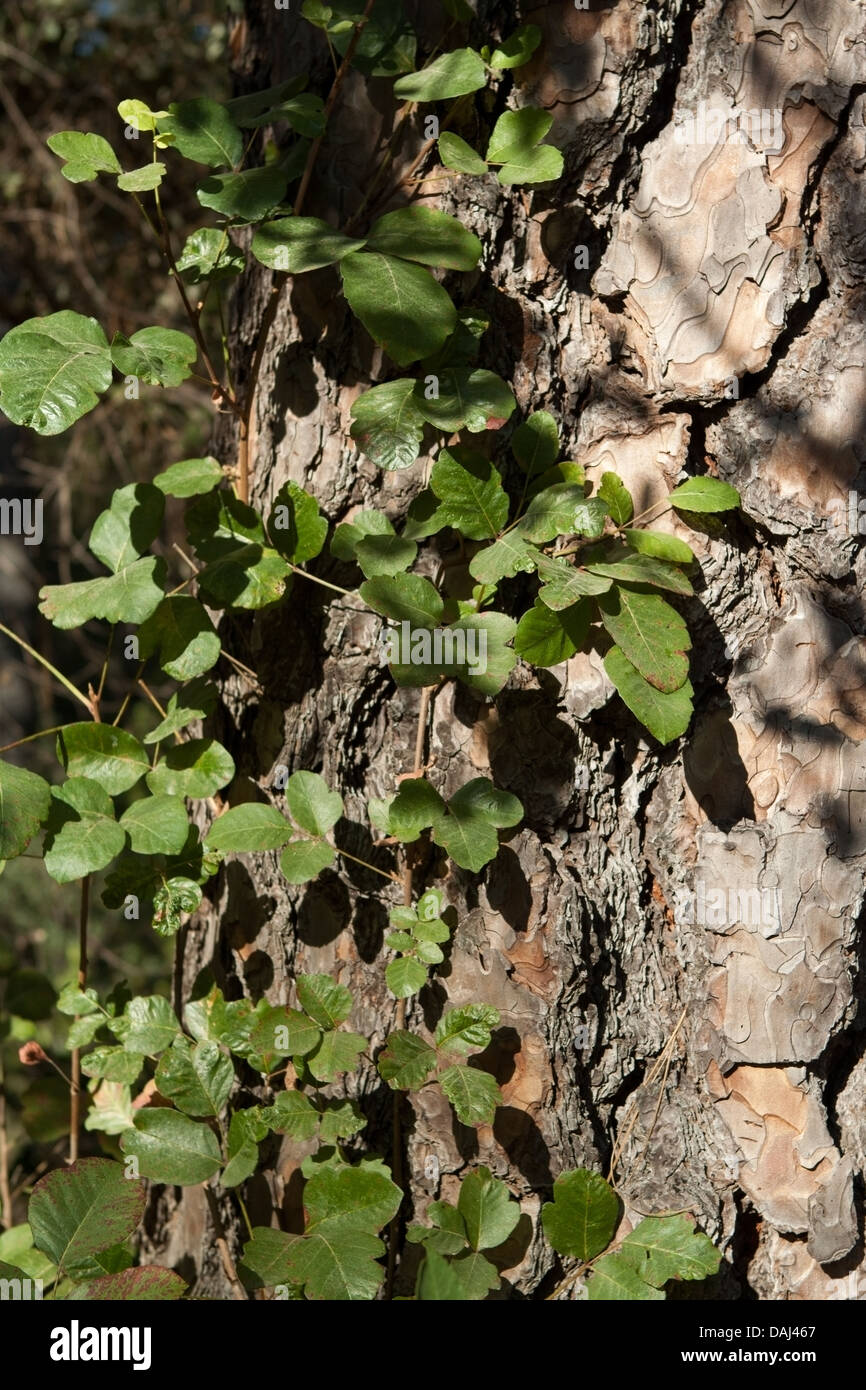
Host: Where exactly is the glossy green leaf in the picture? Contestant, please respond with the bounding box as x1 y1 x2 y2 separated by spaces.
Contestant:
387 777 445 841
621 528 695 564
541 1168 620 1261
469 534 539 586
378 1031 438 1089
152 877 203 937
249 1004 321 1062
158 99 243 167
279 839 336 883
268 481 328 564
145 738 235 798
175 230 245 283
29 1159 144 1272
154 456 224 500
206 803 293 853
431 778 522 873
486 108 563 185
57 724 148 795
386 956 428 999
490 24 542 69
122 1109 222 1185
669 476 740 513
439 1065 501 1126
585 551 693 596
117 163 166 192
360 573 444 628
81 1048 144 1084
349 379 425 471
138 595 220 680
435 1004 499 1056
535 553 611 609
415 1249 473 1300
0 311 112 435
597 587 690 692
110 995 180 1054
38 556 166 628
69 1266 187 1300
284 1164 401 1300
389 612 516 697
117 99 168 132
119 796 190 855
110 328 197 387
307 1029 366 1082
354 533 417 577
458 1166 520 1250
197 545 292 609
261 1090 319 1141
588 1252 665 1301
393 49 486 101
366 207 481 270
512 410 559 475
438 132 487 174
597 471 634 526
251 216 366 272
196 167 288 223
0 762 50 859
341 252 457 365
415 369 515 435
286 770 343 837
620 1215 720 1287
517 487 606 543
240 1227 299 1289
155 1037 234 1117
89 482 164 572
297 974 353 1029
43 778 126 883
429 447 509 539
47 131 120 182
514 597 590 666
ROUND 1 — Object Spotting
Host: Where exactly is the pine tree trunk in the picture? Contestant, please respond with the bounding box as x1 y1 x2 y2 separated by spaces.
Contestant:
143 0 866 1300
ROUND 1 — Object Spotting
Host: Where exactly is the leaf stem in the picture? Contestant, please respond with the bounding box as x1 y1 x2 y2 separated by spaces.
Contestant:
334 847 400 882
0 621 93 715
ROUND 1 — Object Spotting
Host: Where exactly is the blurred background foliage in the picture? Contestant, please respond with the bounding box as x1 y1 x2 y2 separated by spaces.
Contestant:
0 0 238 1193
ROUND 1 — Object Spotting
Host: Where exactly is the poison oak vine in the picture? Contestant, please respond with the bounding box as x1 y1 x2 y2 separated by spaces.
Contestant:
0 6 732 1301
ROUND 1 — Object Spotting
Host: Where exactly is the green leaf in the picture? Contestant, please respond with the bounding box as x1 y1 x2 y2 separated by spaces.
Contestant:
29 1159 144 1272
458 1166 520 1250
585 551 693 596
535 553 611 609
119 796 190 855
307 1029 367 1082
597 587 690 692
389 611 517 696
175 230 245 284
262 1090 319 1141
0 311 112 435
225 78 306 124
0 1225 56 1284
415 1249 473 1300
286 771 343 836
669 476 740 513
38 556 166 628
47 131 120 181
439 1065 501 1126
122 1109 222 1185
541 1168 620 1261
198 545 292 609
588 1251 665 1301
490 24 542 69
428 447 508 538
116 163 166 192
527 461 585 498
68 1266 188 1300
431 778 522 873
449 1249 500 1299
249 1005 322 1062
366 207 481 270
416 368 515 434
205 803 292 853
57 724 148 795
268 481 328 564
243 92 326 136
620 1215 720 1287
517 487 606 543
486 108 563 186
110 995 180 1054
512 410 559 475
89 482 164 572
251 216 366 272
81 1048 144 1084
598 471 634 525
378 1030 438 1089
145 738 235 798
296 974 352 1029
393 49 487 101
360 573 444 628
319 1099 366 1145
196 167 288 223
349 379 426 471
117 99 168 133
354 533 417 577
387 777 445 841
514 598 590 666
0 762 50 858
438 132 487 174
469 534 539 585
138 596 220 680
220 1111 264 1188
622 528 695 564
340 252 457 365
151 877 201 937
43 778 126 883
155 1038 234 1117
158 99 243 167
154 456 224 499
285 1165 401 1300
241 1227 299 1289
110 328 197 387
386 956 428 999
57 983 101 1016
435 1004 499 1056
279 839 336 883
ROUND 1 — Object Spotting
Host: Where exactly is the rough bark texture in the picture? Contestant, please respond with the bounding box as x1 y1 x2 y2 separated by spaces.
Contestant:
143 0 866 1300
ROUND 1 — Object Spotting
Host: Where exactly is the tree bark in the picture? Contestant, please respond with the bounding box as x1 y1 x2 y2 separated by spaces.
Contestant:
144 0 866 1300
